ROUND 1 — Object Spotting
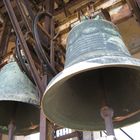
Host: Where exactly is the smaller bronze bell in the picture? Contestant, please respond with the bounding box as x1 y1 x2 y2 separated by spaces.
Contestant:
42 18 140 131
0 61 40 135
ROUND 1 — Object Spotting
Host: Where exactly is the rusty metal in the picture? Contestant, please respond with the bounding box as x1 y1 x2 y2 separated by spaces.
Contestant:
33 12 57 75
0 16 11 63
37 23 52 40
3 0 44 95
15 38 34 83
50 18 55 68
40 110 48 140
39 1 55 140
0 132 2 140
15 0 32 32
44 0 54 32
22 0 35 21
8 121 15 140
100 106 115 136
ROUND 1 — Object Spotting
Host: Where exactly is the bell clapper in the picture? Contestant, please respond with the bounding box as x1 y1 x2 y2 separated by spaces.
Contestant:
8 103 17 140
8 120 16 140
100 106 117 140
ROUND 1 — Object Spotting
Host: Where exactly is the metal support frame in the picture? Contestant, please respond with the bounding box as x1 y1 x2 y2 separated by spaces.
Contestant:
100 106 115 136
3 0 44 95
8 121 15 140
0 16 11 63
0 130 2 140
39 1 55 140
3 1 57 140
22 0 35 21
3 1 136 140
15 0 32 32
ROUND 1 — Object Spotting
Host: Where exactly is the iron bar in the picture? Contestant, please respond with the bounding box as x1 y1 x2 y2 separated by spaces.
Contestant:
100 131 102 137
100 106 115 136
33 12 57 75
0 129 2 140
120 128 134 140
15 0 32 32
15 38 34 83
39 1 55 140
37 23 52 40
50 18 55 68
22 0 35 21
44 0 54 32
40 64 54 140
40 110 47 140
0 16 11 63
8 121 15 140
3 0 44 96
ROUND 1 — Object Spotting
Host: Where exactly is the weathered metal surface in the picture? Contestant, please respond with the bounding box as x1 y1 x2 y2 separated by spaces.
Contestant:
3 0 44 95
8 121 15 140
42 19 140 131
0 61 39 135
65 19 131 67
100 106 115 136
0 17 11 63
40 1 55 140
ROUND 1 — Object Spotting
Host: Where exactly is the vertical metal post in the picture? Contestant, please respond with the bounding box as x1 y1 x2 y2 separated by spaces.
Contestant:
0 130 2 140
44 0 54 32
0 17 11 63
40 110 47 140
40 1 55 140
100 106 115 136
50 18 55 67
120 128 134 140
8 121 15 140
40 65 54 140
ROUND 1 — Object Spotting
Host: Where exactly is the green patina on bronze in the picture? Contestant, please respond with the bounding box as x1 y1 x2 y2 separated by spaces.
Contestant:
0 62 40 135
42 19 140 131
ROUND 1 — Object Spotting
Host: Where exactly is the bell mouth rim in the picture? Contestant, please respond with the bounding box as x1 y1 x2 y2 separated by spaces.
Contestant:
42 56 140 130
43 56 140 94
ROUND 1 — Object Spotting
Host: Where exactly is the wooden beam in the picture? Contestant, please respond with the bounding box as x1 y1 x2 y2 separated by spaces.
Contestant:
95 0 125 10
55 0 62 6
56 2 132 35
55 0 125 27
126 0 140 23
54 0 93 16
111 4 132 24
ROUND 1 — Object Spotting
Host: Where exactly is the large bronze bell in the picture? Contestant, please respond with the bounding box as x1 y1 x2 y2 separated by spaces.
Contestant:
0 61 39 135
42 18 140 131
